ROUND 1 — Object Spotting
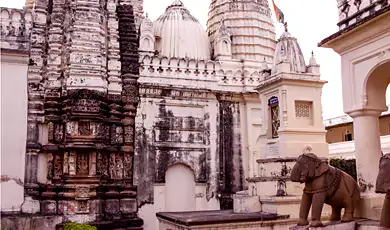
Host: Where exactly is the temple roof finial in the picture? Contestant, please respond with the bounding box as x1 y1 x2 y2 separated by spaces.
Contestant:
309 51 319 66
284 22 288 32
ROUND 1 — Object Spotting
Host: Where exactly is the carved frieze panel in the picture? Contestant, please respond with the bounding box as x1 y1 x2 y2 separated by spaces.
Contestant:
123 153 133 179
109 153 124 179
76 200 89 214
47 153 54 179
53 154 63 179
75 186 90 200
66 121 100 137
63 152 69 175
110 124 124 145
124 126 134 144
54 123 64 142
77 152 89 176
69 151 76 176
89 152 97 176
97 152 109 177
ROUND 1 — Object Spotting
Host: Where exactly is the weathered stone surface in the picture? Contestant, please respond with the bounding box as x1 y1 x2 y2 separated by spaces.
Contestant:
232 191 261 213
290 221 356 230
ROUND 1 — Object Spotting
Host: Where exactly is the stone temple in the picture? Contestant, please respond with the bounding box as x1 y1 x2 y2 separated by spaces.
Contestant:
1 0 390 229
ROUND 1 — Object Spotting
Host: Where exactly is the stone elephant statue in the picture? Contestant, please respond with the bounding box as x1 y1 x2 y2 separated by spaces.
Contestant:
290 153 360 227
376 153 390 229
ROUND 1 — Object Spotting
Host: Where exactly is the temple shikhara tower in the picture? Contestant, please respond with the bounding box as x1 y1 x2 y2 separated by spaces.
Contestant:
3 0 389 229
2 0 144 228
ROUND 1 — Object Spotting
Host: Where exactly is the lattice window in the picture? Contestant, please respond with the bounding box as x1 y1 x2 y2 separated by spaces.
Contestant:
271 105 280 138
295 101 312 118
269 96 280 139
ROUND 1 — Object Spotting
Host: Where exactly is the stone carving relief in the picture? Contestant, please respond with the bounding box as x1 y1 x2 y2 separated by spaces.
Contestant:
123 153 133 179
47 153 54 179
97 152 109 177
108 153 124 180
78 122 91 136
53 154 63 179
77 153 89 176
19 0 140 221
69 152 76 176
75 186 90 200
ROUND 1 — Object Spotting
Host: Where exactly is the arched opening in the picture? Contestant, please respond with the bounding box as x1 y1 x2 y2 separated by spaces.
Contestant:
141 37 151 50
353 60 390 193
165 163 196 212
365 60 390 111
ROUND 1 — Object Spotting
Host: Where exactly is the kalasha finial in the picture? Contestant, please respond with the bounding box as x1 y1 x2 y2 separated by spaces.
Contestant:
284 22 288 32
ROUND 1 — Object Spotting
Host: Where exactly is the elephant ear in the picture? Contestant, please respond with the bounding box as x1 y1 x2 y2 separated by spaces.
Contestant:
315 161 329 177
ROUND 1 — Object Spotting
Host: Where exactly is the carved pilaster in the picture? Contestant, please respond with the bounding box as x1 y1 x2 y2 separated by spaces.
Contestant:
282 89 288 127
117 4 140 183
25 0 49 197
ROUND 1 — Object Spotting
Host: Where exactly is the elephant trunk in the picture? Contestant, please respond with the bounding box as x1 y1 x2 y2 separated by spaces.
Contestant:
290 163 302 183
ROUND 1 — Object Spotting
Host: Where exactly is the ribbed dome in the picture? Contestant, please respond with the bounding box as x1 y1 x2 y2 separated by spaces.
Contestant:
207 0 276 62
273 30 306 73
153 0 211 60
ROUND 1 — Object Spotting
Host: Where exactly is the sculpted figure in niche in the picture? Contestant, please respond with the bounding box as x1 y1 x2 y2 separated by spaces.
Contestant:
376 153 390 229
290 152 360 227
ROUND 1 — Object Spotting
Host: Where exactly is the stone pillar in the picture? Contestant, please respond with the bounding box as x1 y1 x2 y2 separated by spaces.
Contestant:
348 109 382 194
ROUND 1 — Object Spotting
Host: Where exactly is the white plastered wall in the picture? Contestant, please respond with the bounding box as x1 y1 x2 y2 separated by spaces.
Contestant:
0 52 29 212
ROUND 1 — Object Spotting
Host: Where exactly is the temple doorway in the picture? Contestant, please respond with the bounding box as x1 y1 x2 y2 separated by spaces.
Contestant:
165 163 196 212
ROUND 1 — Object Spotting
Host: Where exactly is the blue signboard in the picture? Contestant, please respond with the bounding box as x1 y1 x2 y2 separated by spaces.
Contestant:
268 96 279 105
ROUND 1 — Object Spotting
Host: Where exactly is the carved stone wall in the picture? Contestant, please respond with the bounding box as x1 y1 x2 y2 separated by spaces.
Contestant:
16 0 142 225
0 8 32 52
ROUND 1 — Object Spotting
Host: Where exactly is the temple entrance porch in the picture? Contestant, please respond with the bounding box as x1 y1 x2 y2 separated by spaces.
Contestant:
320 7 390 221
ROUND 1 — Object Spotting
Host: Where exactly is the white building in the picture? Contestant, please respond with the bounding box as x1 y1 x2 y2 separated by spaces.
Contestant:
133 1 326 229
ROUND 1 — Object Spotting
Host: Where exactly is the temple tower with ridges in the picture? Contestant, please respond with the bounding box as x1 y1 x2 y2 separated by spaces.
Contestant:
207 0 276 62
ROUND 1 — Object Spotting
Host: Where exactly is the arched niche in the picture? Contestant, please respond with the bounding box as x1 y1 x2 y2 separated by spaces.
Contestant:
164 163 196 212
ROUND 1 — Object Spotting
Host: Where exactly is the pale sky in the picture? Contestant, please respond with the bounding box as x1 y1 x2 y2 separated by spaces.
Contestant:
1 0 369 119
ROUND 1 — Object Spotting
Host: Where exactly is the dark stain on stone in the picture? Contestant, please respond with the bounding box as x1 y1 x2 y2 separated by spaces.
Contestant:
1 175 24 187
218 100 243 210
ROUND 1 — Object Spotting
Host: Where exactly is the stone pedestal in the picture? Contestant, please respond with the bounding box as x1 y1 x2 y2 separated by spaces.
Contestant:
21 196 40 214
290 221 356 230
233 191 261 213
260 196 332 219
355 194 385 221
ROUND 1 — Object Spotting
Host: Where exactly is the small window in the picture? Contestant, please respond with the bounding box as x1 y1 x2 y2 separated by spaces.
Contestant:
295 101 312 118
268 96 280 139
344 133 353 141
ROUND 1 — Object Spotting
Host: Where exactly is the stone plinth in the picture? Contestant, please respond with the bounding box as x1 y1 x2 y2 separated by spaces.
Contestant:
260 196 332 219
290 221 356 230
355 194 385 221
233 191 261 213
157 210 291 230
